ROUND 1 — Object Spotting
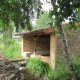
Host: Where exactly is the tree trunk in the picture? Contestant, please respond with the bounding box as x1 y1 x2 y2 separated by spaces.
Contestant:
3 24 13 47
50 0 77 79
3 26 7 47
58 24 77 80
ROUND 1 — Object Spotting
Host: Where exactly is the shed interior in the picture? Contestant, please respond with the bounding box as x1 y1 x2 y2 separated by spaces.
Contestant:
23 34 50 63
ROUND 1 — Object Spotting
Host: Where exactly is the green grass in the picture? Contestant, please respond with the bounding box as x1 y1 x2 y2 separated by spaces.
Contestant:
26 55 80 80
3 43 22 59
47 63 70 80
0 36 22 59
72 54 80 79
26 58 52 78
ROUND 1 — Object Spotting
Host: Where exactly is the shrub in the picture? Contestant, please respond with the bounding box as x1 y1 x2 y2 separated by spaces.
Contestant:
26 54 80 80
72 54 80 79
26 58 52 78
47 63 70 80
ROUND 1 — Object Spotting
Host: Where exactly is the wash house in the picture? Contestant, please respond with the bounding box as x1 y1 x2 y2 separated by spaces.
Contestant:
14 27 56 68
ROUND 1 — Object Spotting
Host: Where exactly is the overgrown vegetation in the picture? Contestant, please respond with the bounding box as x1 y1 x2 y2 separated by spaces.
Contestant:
3 43 22 58
33 11 53 30
72 54 80 80
48 54 80 80
26 58 52 78
0 36 22 58
26 54 80 80
47 63 70 80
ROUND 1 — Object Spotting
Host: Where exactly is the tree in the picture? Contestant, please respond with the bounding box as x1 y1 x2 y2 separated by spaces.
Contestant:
33 11 52 29
0 0 42 46
50 0 80 80
0 0 42 30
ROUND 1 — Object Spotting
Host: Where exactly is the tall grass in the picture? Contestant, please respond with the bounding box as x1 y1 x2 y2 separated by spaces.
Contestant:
72 54 80 80
26 58 52 78
26 55 80 80
47 63 70 80
3 39 22 58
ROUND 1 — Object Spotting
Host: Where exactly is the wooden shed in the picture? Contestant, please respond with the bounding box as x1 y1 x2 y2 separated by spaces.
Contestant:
14 27 56 68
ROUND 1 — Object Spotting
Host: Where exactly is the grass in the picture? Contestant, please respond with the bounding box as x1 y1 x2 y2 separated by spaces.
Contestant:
26 55 80 80
47 63 70 80
0 37 22 59
3 43 22 58
26 58 52 78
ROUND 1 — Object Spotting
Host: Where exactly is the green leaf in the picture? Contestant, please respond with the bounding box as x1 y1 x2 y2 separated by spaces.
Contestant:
75 8 80 17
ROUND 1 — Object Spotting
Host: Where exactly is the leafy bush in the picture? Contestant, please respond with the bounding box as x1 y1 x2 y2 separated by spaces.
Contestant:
72 54 80 79
47 63 70 80
26 58 52 78
3 43 22 58
47 54 80 80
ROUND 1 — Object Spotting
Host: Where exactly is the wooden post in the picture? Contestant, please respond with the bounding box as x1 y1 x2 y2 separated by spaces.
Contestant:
33 38 36 57
33 35 40 57
50 34 56 69
21 36 25 57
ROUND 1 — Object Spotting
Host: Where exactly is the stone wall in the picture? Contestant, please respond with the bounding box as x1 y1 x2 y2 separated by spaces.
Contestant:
56 33 80 55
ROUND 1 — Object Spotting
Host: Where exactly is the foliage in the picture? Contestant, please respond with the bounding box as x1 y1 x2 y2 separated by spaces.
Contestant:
46 54 80 80
3 40 22 58
76 8 80 17
6 23 13 39
63 24 80 37
34 11 53 29
26 58 52 78
0 0 42 31
0 21 14 46
47 63 70 80
0 20 3 28
72 54 80 79
6 39 14 45
50 0 80 26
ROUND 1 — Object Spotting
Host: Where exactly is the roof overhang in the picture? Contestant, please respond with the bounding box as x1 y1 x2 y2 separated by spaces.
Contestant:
14 27 54 36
